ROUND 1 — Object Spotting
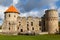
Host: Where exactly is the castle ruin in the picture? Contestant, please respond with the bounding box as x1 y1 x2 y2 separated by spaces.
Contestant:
2 5 59 35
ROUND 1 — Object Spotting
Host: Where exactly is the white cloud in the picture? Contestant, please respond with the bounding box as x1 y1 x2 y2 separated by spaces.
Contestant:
20 9 47 17
16 0 59 13
58 8 60 13
13 0 19 5
0 6 8 19
0 5 8 25
0 6 8 12
49 3 57 9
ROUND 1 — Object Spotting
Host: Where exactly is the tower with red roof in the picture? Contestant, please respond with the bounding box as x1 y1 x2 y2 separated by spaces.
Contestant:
2 5 20 34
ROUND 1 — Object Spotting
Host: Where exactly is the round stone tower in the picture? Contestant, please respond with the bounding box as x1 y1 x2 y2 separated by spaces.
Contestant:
45 9 59 34
2 5 20 34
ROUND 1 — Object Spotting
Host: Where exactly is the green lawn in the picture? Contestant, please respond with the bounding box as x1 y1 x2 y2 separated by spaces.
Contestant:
0 34 60 40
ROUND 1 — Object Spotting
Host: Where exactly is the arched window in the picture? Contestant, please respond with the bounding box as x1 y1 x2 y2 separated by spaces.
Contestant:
21 29 23 32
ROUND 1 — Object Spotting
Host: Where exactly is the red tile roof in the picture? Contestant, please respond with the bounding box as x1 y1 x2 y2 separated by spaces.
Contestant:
5 5 19 14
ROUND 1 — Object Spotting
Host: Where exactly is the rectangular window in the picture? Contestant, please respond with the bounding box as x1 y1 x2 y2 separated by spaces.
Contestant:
31 22 33 26
32 27 34 30
39 21 41 26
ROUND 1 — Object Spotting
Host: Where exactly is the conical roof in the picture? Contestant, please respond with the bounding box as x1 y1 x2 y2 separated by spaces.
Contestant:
5 5 19 14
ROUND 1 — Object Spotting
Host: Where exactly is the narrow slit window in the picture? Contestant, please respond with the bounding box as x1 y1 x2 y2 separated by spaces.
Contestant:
9 14 10 17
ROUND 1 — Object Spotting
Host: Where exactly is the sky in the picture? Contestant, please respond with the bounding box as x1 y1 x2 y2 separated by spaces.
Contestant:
0 0 60 25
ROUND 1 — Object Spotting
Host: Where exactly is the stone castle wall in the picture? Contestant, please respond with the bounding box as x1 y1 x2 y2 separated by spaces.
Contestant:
2 9 59 35
17 16 41 34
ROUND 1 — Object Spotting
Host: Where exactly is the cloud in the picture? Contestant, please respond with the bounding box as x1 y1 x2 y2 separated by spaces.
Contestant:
0 0 13 6
16 0 59 13
0 0 12 25
0 5 8 25
0 0 59 25
0 0 59 18
0 6 8 20
15 0 59 18
49 3 57 9
20 9 47 17
58 8 60 13
13 0 19 5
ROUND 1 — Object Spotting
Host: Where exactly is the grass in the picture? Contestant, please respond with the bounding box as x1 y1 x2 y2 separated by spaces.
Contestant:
0 34 60 40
